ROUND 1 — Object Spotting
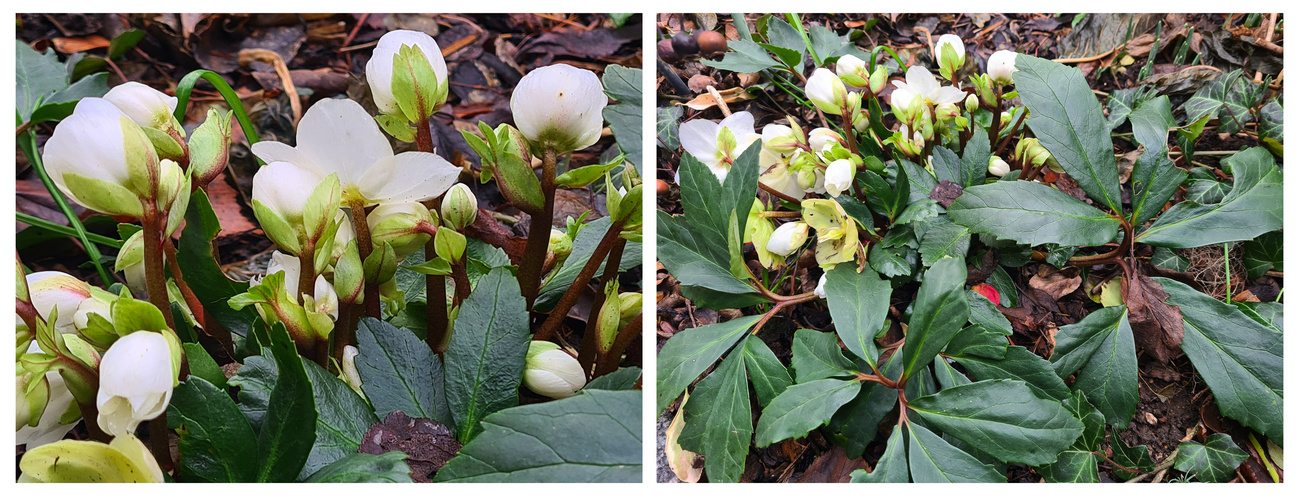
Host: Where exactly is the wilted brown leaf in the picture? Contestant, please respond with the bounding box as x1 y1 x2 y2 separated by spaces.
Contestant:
1127 272 1185 364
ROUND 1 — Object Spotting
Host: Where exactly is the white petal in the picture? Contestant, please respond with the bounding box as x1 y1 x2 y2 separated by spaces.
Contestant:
103 82 177 129
250 140 327 177
294 98 394 187
679 119 722 165
366 30 448 116
720 110 755 139
252 161 324 220
42 98 132 203
96 331 174 436
356 151 460 204
509 64 606 152
936 86 968 105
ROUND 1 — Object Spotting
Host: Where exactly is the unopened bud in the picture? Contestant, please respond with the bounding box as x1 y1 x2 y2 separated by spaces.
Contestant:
965 94 979 114
368 202 434 261
988 156 1011 177
617 292 641 330
766 221 810 256
868 65 889 95
523 341 585 399
440 183 477 231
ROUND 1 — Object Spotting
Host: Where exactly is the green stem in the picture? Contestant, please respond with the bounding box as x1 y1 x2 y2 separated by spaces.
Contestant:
1224 242 1233 303
173 70 260 154
18 132 114 285
15 212 122 248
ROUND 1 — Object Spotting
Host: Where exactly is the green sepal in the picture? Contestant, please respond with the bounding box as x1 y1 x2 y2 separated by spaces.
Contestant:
404 256 452 276
363 242 398 285
252 198 303 255
302 174 341 243
434 228 467 263
333 240 364 305
556 154 625 188
376 114 417 143
313 215 342 275
111 294 170 336
141 125 184 161
61 171 145 218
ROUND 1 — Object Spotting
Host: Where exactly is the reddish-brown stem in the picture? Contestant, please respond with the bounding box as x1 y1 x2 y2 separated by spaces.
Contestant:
854 372 899 388
748 292 820 334
578 238 627 376
425 239 450 354
163 240 233 357
140 203 174 470
533 219 625 342
1068 218 1133 266
758 211 802 219
594 313 641 378
995 108 1028 157
16 298 39 334
332 300 353 363
450 257 471 306
839 111 860 156
75 400 111 444
348 202 380 318
519 149 558 311
986 86 1003 153
897 389 909 426
297 245 315 301
759 181 803 204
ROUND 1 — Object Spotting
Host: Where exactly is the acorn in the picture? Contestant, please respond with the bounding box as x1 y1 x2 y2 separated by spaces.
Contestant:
695 30 727 55
657 38 677 61
671 31 699 55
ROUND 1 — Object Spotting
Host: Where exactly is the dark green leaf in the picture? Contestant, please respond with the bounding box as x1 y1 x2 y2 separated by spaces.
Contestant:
657 212 763 309
435 390 640 482
741 335 791 408
656 106 682 150
758 43 802 69
953 345 1070 401
107 29 146 59
898 257 969 380
1062 391 1106 451
29 72 109 124
16 42 67 121
949 181 1120 247
763 17 806 61
931 145 985 189
792 329 857 383
906 422 1005 482
656 315 757 413
1049 306 1137 427
1185 179 1232 204
1236 301 1283 333
868 243 914 278
168 376 258 483
1139 147 1281 247
966 291 1012 336
944 325 1009 359
1041 451 1099 483
987 266 1018 308
1151 247 1189 271
823 264 889 366
444 267 530 443
228 351 277 432
304 452 412 483
602 65 642 172
1156 277 1282 443
178 190 258 338
830 356 902 457
538 217 641 310
894 199 940 227
850 424 909 483
354 318 447 425
1258 97 1283 143
933 357 971 390
300 361 379 479
755 379 861 447
678 348 750 483
254 325 317 482
1128 96 1187 223
894 159 937 205
1174 434 1249 483
1110 432 1154 481
1182 70 1258 134
586 367 642 391
182 342 227 390
919 219 972 267
907 379 1084 465
1014 56 1123 213
1104 86 1158 130
808 24 850 63
703 39 780 73
1242 231 1283 279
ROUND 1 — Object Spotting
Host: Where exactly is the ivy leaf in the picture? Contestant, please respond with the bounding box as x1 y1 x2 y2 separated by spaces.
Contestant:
949 181 1120 247
677 348 750 483
1174 434 1249 483
444 267 530 443
1040 451 1099 483
849 424 909 483
1110 433 1155 481
1156 278 1283 443
1258 97 1283 144
1104 86 1158 130
656 106 682 150
897 257 969 380
823 264 890 367
755 379 861 447
656 316 757 413
907 380 1084 466
435 390 641 483
1048 306 1138 427
703 39 781 73
1242 231 1283 279
1182 70 1260 134
905 423 1005 482
1014 56 1123 213
792 329 857 383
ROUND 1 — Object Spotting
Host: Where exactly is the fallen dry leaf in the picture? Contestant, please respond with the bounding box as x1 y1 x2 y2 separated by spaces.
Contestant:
1127 272 1185 364
681 87 755 110
664 393 702 482
1028 265 1082 300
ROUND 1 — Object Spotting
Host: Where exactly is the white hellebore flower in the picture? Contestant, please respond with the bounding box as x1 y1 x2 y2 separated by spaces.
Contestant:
987 50 1019 85
102 81 181 133
989 156 1012 177
766 222 810 256
523 341 586 399
97 331 176 436
814 273 828 299
252 98 460 207
262 251 339 320
366 30 448 117
805 67 853 115
835 54 867 79
42 98 159 218
510 64 607 153
26 271 92 334
680 111 759 182
824 159 855 198
891 66 967 110
252 161 322 225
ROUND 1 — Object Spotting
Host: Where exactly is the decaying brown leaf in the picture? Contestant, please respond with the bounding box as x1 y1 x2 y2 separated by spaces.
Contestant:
1028 265 1082 300
664 394 702 482
1126 272 1185 364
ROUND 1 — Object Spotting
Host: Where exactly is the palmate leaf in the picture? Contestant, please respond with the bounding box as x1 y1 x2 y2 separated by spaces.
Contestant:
1258 97 1283 144
1048 306 1138 427
754 378 861 447
1013 56 1123 213
1110 432 1155 481
948 181 1120 247
656 106 682 150
1182 69 1261 134
1174 434 1249 483
1138 147 1282 248
656 316 758 413
1156 278 1283 443
1242 231 1283 280
677 346 750 483
1104 85 1158 131
906 379 1084 466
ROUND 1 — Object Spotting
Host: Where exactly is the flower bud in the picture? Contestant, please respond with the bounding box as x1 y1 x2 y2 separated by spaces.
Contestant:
333 241 364 305
341 345 364 396
835 54 871 88
1016 138 1064 173
309 275 339 321
965 93 979 114
440 183 478 231
814 273 828 298
549 229 573 262
934 102 961 123
96 331 178 436
187 108 233 186
987 50 1019 85
16 358 79 448
103 82 181 134
890 86 921 123
368 202 434 260
823 159 855 198
72 295 113 334
935 34 966 80
766 221 810 256
43 98 159 218
989 156 1012 177
26 271 92 334
523 341 586 399
617 292 641 330
806 67 853 116
868 65 890 94
510 64 606 153
366 30 449 120
762 123 802 155
1000 111 1012 129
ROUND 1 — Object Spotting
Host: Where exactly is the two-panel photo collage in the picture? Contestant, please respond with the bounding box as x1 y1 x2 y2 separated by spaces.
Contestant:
7 7 1292 490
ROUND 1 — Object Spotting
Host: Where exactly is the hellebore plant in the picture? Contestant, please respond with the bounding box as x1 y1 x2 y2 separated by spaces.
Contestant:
658 17 1282 483
17 23 643 483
